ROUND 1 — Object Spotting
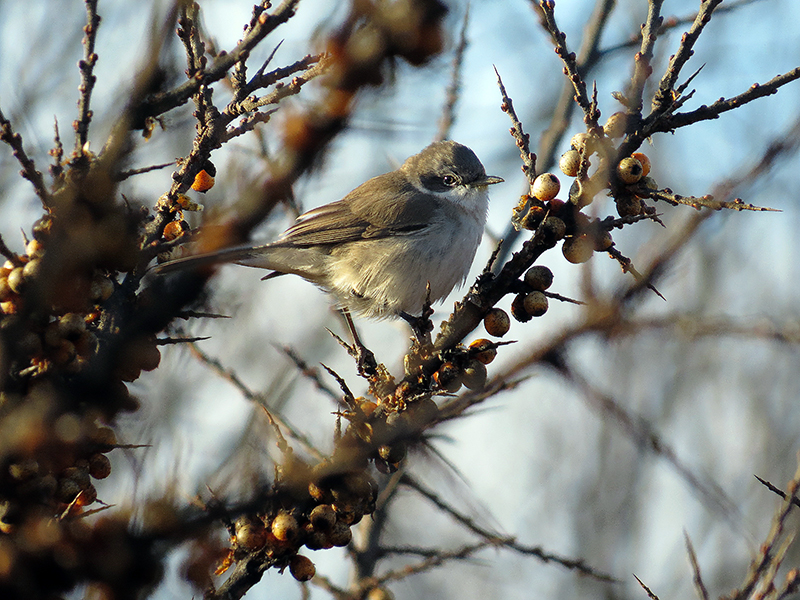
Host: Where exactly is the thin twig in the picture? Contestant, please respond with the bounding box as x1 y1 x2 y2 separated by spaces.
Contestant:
494 67 536 186
654 67 800 133
116 161 175 181
402 473 618 581
0 107 51 206
134 0 302 120
626 0 664 115
538 1 600 129
650 0 723 118
74 0 101 155
436 4 470 142
187 341 324 460
684 531 710 600
633 574 661 600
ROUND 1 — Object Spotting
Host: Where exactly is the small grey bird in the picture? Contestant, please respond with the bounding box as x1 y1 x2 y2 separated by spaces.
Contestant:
160 140 503 322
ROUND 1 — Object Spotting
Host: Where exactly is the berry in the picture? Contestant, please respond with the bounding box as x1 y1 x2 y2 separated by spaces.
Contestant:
524 266 553 291
532 173 560 202
559 149 580 177
562 235 594 264
617 156 644 184
483 308 510 337
523 291 548 317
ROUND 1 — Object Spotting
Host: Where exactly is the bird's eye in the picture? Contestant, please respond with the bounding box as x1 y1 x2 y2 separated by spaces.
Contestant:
441 175 457 187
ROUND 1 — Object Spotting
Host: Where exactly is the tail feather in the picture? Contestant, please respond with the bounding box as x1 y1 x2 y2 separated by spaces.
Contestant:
154 245 266 274
155 244 327 282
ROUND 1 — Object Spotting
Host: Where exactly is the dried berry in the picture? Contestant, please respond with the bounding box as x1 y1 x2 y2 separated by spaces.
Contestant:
594 229 614 251
524 266 553 291
631 152 651 177
603 111 628 139
378 442 407 464
462 360 487 390
559 149 580 177
328 521 352 547
532 173 560 202
523 291 548 317
22 258 42 281
309 504 337 531
191 162 216 192
510 294 532 323
433 362 461 393
617 156 644 184
570 132 592 153
562 235 594 264
542 216 566 242
91 426 117 449
58 313 86 338
163 220 189 242
88 453 111 480
271 511 299 542
483 308 510 337
26 239 44 258
469 339 497 365
90 276 114 302
234 516 267 550
7 267 25 294
289 554 316 582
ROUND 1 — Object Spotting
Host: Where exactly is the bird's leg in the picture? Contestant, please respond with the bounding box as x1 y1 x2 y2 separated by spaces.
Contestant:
340 308 377 377
399 284 434 344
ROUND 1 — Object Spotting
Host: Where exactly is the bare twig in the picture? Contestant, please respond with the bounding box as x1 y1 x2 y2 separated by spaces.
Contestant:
115 161 175 181
655 67 800 133
650 0 723 118
626 0 664 114
635 186 778 212
74 0 101 155
0 107 51 206
537 0 600 129
495 67 536 186
728 465 800 600
402 473 617 581
633 574 661 600
187 341 324 460
436 4 470 142
684 532 710 600
134 0 302 121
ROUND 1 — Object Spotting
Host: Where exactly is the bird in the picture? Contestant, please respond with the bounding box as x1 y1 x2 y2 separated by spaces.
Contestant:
158 140 503 325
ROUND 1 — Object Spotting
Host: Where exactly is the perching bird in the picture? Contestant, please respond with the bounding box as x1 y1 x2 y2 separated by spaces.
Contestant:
158 140 503 324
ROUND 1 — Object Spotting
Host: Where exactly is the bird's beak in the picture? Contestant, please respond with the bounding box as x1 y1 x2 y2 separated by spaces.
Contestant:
472 175 504 188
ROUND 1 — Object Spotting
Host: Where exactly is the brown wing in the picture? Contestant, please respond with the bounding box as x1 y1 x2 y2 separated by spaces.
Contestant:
273 171 437 248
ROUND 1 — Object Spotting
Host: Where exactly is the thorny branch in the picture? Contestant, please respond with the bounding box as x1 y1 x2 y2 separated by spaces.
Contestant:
74 0 101 155
537 1 600 129
0 108 51 206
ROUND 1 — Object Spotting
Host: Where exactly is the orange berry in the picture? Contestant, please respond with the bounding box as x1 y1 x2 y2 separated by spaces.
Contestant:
631 152 651 177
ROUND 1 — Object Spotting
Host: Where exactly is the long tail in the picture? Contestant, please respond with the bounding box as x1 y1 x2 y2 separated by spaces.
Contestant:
154 245 270 274
154 244 326 282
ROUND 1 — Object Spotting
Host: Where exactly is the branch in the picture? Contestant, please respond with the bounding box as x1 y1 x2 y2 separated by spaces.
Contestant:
73 0 101 155
495 67 536 186
0 107 51 207
187 341 325 461
654 67 800 133
626 0 664 115
436 4 470 142
537 0 600 129
133 0 301 121
650 0 723 118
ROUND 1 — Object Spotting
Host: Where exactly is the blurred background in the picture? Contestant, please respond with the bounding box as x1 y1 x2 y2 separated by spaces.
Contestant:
2 0 800 598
